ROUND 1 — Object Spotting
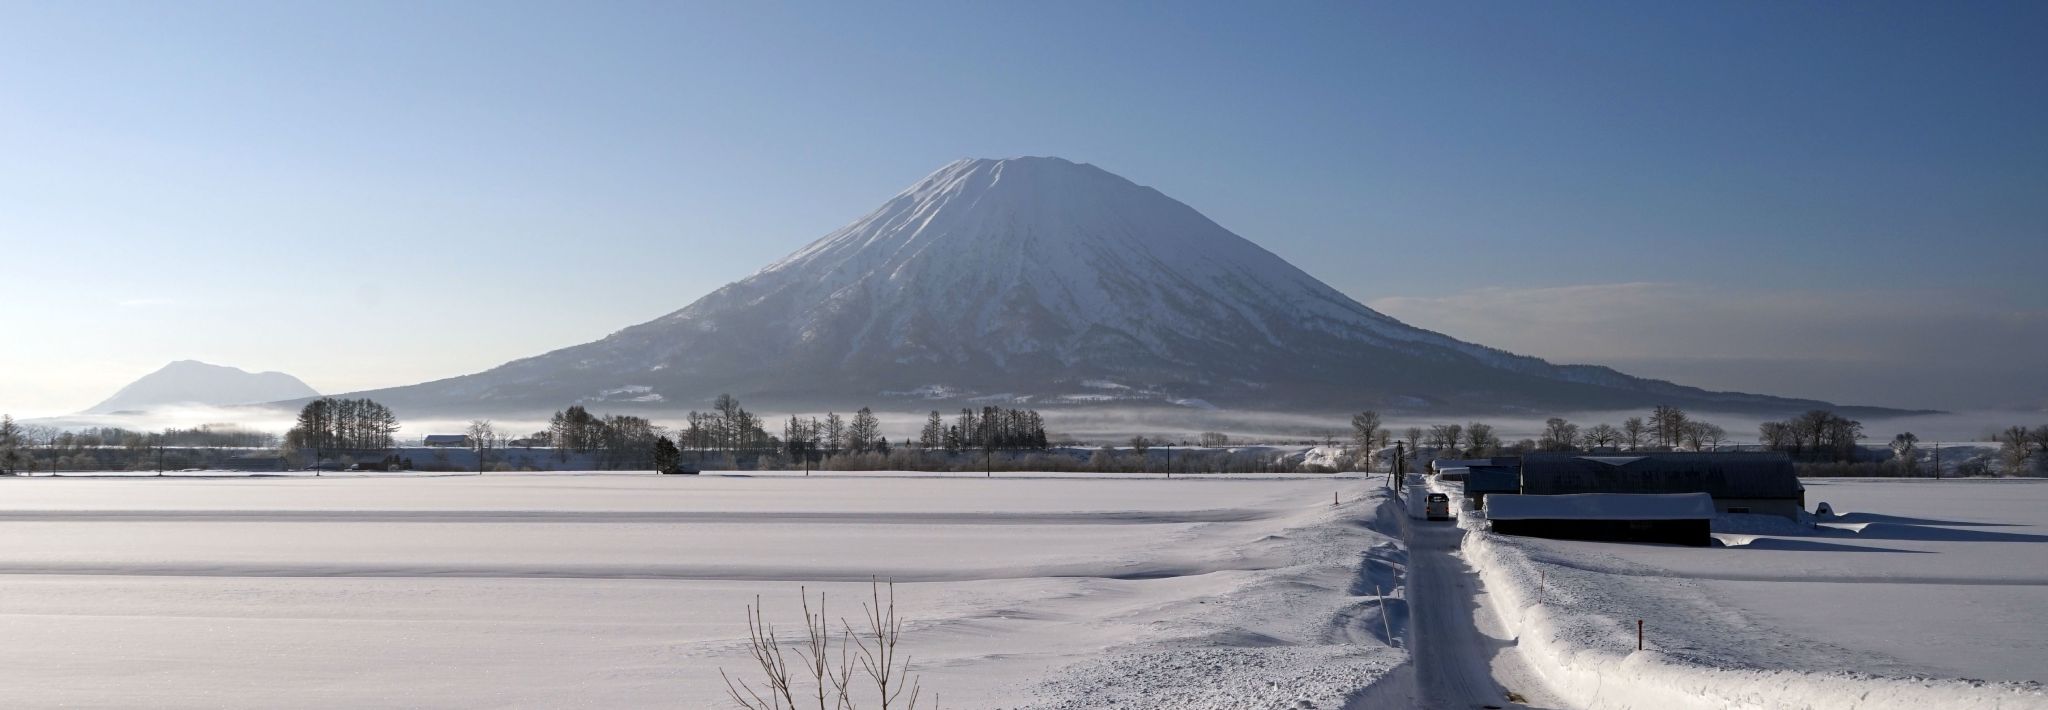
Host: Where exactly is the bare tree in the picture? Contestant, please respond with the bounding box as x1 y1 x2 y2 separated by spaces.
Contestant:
1650 405 1689 449
1891 432 1920 476
848 408 881 454
467 420 497 474
1999 425 2034 472
1538 417 1580 452
1622 417 1647 451
918 412 945 451
1584 423 1621 449
1464 422 1498 457
1759 421 1793 451
1350 411 1381 470
1424 425 1454 453
1698 422 1727 450
0 414 25 475
1128 435 1152 457
824 413 847 457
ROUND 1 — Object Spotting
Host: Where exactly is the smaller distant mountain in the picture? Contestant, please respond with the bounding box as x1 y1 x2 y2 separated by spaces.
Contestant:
85 360 319 414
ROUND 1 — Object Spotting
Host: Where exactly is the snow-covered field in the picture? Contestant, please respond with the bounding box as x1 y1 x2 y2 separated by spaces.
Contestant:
0 471 1403 708
1451 477 2048 709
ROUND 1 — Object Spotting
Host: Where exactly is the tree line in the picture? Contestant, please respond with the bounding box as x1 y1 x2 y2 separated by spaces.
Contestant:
284 398 400 456
0 415 291 473
1755 410 1865 462
1344 405 1737 469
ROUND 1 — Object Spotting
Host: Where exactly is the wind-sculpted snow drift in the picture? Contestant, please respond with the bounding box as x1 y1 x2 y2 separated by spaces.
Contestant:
345 157 1870 415
1022 479 1412 709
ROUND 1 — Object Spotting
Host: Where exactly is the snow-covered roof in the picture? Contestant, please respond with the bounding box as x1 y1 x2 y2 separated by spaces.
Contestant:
1485 493 1715 521
1432 458 1489 468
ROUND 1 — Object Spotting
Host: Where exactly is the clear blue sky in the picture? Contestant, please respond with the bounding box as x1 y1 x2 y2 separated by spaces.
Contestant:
2 1 2043 415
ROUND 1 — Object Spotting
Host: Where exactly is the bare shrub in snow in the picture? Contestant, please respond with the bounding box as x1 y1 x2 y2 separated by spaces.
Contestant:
723 579 933 710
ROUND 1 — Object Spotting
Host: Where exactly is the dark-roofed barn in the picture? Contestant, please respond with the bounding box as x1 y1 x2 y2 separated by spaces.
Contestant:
1518 452 1805 519
1463 464 1521 510
1486 492 1716 546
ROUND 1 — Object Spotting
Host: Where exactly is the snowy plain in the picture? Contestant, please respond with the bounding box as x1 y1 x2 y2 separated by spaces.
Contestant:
0 471 1405 709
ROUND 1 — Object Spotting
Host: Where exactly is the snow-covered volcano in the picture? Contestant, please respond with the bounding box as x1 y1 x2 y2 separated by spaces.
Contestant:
354 157 1850 414
89 360 319 414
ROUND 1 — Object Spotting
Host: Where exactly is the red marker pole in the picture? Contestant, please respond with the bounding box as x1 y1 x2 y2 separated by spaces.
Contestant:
1637 620 1644 650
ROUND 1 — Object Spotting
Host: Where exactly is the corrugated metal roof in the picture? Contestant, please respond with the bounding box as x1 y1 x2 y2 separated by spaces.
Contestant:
1520 452 1801 499
1466 465 1521 494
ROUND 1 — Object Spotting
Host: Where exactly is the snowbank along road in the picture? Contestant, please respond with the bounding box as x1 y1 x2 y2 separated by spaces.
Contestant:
1448 477 2048 710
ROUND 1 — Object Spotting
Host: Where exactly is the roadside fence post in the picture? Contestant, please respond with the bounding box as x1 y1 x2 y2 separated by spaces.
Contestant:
1376 584 1395 645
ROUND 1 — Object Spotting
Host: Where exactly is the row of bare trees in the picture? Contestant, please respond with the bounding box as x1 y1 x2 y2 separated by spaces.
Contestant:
521 407 665 469
783 407 888 459
918 407 1048 453
284 398 400 464
1341 406 1740 469
1757 410 1865 462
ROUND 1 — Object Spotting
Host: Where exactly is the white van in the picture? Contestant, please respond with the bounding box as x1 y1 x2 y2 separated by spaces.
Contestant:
1425 493 1452 521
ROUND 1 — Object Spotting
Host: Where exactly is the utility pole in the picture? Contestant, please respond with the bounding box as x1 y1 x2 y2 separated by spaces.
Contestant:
1392 441 1405 503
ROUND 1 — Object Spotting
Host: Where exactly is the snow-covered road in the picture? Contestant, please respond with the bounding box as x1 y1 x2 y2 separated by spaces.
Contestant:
1405 508 1568 710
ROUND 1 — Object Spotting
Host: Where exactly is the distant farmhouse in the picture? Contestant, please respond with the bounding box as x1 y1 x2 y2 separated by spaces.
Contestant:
1471 451 1808 547
1429 458 1499 478
423 435 471 448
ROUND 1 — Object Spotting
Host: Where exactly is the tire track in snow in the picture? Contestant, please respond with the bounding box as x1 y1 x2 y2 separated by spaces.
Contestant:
1407 515 1567 709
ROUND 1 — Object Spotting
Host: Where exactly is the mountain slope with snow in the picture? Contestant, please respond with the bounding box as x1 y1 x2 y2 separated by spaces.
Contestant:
88 360 319 414
349 157 1870 415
